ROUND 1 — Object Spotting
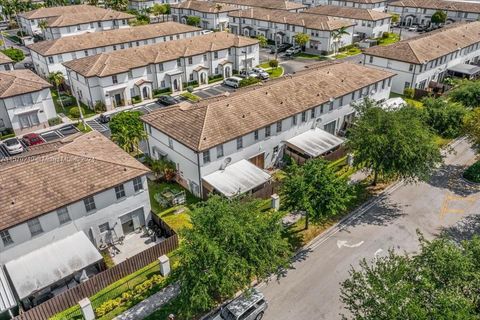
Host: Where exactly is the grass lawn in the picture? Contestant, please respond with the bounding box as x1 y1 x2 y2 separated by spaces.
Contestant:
293 52 329 60
267 66 284 78
52 90 96 119
334 47 362 59
388 92 424 109
259 62 273 69
6 35 21 44
180 92 201 102
377 33 400 46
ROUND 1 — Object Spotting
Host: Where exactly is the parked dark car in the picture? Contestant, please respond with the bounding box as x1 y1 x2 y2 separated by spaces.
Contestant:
157 95 178 106
23 62 35 71
269 43 292 54
98 114 110 123
22 133 44 146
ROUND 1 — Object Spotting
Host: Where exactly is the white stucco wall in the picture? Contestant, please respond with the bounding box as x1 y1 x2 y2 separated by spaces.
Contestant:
387 5 480 26
172 8 232 30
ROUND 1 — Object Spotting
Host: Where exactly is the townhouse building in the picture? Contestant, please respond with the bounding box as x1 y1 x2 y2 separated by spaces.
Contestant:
0 131 151 309
387 0 480 27
212 0 306 12
0 70 57 136
63 32 259 110
292 0 386 11
129 0 182 11
304 5 391 39
18 5 133 39
363 22 480 94
228 8 354 55
0 52 14 71
27 22 202 79
171 0 239 30
142 61 395 198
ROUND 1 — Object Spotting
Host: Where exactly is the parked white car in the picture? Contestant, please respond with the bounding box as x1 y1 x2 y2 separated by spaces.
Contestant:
407 26 418 32
223 76 243 88
211 289 268 320
284 46 301 56
2 138 24 155
251 67 269 80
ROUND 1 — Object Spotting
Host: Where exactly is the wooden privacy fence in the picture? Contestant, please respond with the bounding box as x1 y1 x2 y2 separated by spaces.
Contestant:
14 221 178 320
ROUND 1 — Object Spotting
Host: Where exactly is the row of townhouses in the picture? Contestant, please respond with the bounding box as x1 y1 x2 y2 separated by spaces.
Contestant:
364 21 480 93
171 1 239 31
142 61 395 198
0 131 152 311
27 21 202 78
63 32 259 110
18 4 133 40
228 8 355 54
291 0 387 11
388 0 480 27
211 0 307 12
129 0 182 11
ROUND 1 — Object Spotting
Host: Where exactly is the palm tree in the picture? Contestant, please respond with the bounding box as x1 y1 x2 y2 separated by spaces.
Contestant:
111 126 147 154
48 71 65 111
0 31 8 50
38 19 48 39
332 26 350 55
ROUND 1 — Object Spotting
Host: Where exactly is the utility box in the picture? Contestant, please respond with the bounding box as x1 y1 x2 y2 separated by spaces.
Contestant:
79 298 95 320
159 255 171 277
271 194 280 211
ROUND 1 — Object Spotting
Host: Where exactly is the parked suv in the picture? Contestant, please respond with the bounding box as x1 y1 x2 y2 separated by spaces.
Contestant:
269 43 292 54
223 76 243 88
251 67 269 80
211 289 268 320
284 46 301 56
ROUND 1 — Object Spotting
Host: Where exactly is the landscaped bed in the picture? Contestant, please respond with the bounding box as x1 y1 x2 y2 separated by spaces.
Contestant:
464 161 480 183
52 91 96 119
377 32 400 46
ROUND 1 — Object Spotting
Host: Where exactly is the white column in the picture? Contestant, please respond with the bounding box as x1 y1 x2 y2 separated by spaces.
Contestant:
271 193 280 211
79 298 95 320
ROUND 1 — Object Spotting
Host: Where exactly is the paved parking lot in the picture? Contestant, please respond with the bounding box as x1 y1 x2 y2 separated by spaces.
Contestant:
194 84 236 99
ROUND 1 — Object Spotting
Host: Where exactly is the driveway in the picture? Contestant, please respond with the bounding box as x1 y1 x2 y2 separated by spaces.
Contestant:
261 139 480 320
194 83 236 99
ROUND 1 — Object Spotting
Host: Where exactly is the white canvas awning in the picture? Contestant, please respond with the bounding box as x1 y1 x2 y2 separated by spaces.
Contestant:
286 128 344 158
202 159 271 198
5 232 102 300
0 266 16 313
447 63 480 76
381 97 406 110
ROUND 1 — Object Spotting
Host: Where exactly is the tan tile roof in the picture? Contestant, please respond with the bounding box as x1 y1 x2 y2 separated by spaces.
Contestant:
228 8 355 31
305 5 392 21
345 0 386 3
141 61 395 152
20 4 133 22
0 70 52 99
172 1 239 13
389 0 480 14
364 22 480 64
45 9 133 27
0 131 150 231
63 32 258 77
216 0 306 10
0 52 13 65
27 22 201 56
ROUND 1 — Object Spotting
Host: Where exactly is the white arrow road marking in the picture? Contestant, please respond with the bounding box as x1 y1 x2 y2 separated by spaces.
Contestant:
374 249 383 257
336 240 364 249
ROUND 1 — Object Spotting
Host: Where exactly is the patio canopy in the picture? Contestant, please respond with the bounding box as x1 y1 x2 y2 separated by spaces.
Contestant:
447 63 480 76
5 232 102 300
202 159 271 198
286 128 344 158
0 266 16 313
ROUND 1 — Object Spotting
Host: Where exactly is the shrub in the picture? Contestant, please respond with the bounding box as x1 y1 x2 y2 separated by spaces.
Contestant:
269 59 279 68
239 77 261 87
382 32 390 38
153 88 172 95
69 106 85 119
131 95 141 104
48 117 62 126
422 97 467 138
2 48 25 62
94 100 106 112
186 86 194 93
464 161 480 183
403 87 415 99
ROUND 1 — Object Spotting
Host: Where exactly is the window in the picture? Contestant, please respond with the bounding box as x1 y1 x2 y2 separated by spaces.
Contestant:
203 54 207 61
76 24 81 31
216 145 224 158
57 207 70 224
188 57 193 64
203 150 210 163
409 64 414 71
214 51 218 59
128 71 133 79
99 222 109 233
292 115 297 125
84 196 96 212
329 101 334 111
90 22 94 28
265 126 271 137
301 111 307 122
27 218 43 236
351 91 355 100
324 120 336 135
158 63 164 71
254 130 259 140
97 21 101 27
310 108 315 118
177 58 181 67
133 177 143 192
14 94 34 106
369 56 373 63
236 137 243 149
276 121 282 133
0 230 13 246
19 112 40 129
339 96 343 106
112 75 118 84
48 56 54 63
115 184 126 199
120 44 124 49
168 138 174 149
189 73 194 81
404 81 411 89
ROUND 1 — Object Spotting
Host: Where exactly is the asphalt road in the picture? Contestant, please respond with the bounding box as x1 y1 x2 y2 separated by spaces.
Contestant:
261 138 480 320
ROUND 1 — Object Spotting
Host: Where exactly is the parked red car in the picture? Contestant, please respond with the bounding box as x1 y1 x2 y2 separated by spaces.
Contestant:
22 133 44 146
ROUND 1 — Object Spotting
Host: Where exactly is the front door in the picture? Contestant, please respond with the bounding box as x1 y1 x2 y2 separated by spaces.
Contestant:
173 79 179 92
142 86 149 99
249 153 265 169
114 93 122 107
122 219 135 235
120 208 145 235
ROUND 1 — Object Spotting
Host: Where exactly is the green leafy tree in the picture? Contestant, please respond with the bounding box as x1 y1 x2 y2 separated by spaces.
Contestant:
332 26 350 55
174 196 291 318
463 108 480 151
38 19 48 38
293 32 310 48
281 158 353 229
256 34 268 47
449 80 480 108
341 235 480 320
129 13 149 26
391 13 400 24
347 99 442 185
151 3 168 22
110 111 147 153
268 59 279 68
422 97 467 138
48 71 65 111
150 158 176 181
105 0 128 11
1 47 24 62
431 10 447 24
186 15 201 27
